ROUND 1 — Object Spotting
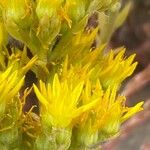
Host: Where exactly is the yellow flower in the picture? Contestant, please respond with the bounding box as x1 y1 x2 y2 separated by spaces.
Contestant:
0 49 37 112
0 65 24 116
76 80 143 145
95 87 143 140
89 48 138 88
33 74 98 128
61 48 137 90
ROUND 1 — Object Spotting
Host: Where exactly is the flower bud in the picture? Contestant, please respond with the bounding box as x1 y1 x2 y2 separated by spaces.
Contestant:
52 127 71 149
36 0 64 19
36 0 63 46
0 127 21 149
0 0 34 41
79 131 98 147
36 127 71 150
2 0 34 29
66 0 88 23
76 121 99 147
99 120 120 141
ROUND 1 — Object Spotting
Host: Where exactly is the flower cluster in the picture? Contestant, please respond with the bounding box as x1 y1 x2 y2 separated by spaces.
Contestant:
0 0 143 150
34 50 143 148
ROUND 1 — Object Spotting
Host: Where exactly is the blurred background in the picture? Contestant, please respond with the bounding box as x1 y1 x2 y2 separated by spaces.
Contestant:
103 0 150 149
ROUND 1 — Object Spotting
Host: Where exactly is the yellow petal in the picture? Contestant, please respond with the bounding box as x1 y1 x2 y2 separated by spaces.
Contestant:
53 74 61 98
33 83 48 107
121 101 144 122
